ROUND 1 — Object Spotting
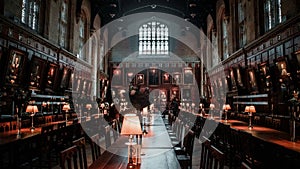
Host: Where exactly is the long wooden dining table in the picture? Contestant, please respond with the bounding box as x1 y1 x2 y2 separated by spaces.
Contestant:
89 114 181 169
0 120 74 145
192 112 300 154
217 119 300 153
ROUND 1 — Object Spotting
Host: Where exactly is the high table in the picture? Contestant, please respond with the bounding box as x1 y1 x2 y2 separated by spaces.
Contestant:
89 114 180 169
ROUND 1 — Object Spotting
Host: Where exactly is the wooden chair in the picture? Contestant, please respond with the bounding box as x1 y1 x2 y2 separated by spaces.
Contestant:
169 118 181 137
51 115 57 122
200 137 211 169
111 119 120 141
57 114 64 121
0 122 10 132
72 137 88 169
105 125 112 149
59 145 79 169
200 136 225 169
174 124 190 150
208 145 225 169
171 121 185 146
10 121 17 130
57 121 66 129
41 124 54 134
239 130 255 166
45 115 53 123
229 128 242 168
33 129 56 169
241 162 252 169
176 130 195 169
54 126 73 157
36 116 45 124
89 134 101 162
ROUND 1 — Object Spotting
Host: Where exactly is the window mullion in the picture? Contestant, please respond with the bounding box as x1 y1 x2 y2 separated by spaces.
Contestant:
138 22 169 55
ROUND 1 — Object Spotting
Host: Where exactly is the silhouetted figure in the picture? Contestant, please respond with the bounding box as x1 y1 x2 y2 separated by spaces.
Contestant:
170 97 180 117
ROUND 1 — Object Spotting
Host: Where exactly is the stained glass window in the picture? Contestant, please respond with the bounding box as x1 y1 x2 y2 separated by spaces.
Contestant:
139 22 169 55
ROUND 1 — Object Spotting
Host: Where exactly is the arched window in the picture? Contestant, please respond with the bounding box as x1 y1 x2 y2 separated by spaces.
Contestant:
59 0 69 48
264 0 282 31
221 14 229 60
238 0 246 48
79 12 87 61
21 0 40 30
138 21 169 55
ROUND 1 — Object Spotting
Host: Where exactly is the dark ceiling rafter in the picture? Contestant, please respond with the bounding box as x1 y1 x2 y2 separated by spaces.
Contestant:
209 5 217 31
92 0 217 30
76 0 83 22
122 4 186 18
224 0 230 18
90 4 99 32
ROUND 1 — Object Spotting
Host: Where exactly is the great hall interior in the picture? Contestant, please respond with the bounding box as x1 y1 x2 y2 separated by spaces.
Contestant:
0 0 300 169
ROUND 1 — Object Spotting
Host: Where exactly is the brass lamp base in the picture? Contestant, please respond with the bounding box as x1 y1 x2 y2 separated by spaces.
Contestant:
127 163 140 169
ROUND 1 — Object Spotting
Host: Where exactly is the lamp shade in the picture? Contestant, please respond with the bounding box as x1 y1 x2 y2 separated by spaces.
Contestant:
245 106 256 113
86 104 92 110
26 105 39 113
223 104 231 111
209 104 215 110
62 104 71 111
121 116 142 135
199 103 203 108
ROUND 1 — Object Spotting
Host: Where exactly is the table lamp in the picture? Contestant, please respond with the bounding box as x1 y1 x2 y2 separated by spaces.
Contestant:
199 103 203 109
245 105 256 129
209 103 215 110
209 103 215 119
86 103 92 117
62 104 71 124
121 116 142 168
26 105 39 132
223 104 231 122
86 104 92 110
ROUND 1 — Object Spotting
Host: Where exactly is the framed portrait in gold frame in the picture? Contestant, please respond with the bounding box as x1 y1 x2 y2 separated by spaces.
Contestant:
162 72 171 84
148 68 159 86
5 47 28 86
135 74 144 85
183 68 193 84
29 56 46 90
172 72 182 85
45 62 59 92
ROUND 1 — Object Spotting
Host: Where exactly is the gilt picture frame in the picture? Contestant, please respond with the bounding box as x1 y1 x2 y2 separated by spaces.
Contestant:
5 47 28 86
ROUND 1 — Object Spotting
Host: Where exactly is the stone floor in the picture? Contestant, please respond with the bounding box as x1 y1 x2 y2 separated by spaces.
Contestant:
51 114 227 169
